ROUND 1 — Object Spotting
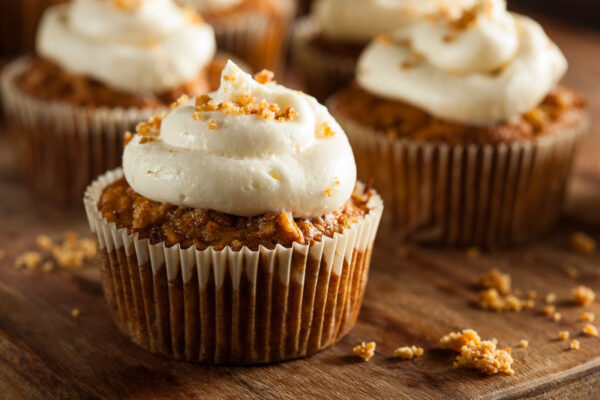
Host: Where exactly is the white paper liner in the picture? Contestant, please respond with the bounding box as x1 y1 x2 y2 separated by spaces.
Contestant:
0 56 160 205
84 168 383 364
329 96 588 247
206 0 295 74
291 17 359 101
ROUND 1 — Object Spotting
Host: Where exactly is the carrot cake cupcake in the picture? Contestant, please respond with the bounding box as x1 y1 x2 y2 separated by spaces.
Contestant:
329 0 587 246
1 0 227 205
177 0 295 73
84 61 383 364
292 0 472 100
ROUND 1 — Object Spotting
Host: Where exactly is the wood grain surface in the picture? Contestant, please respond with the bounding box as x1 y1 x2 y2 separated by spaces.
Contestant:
0 15 599 400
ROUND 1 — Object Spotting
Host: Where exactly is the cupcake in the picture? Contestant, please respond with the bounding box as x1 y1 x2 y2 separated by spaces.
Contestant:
291 0 470 100
1 0 226 206
329 0 588 246
83 61 383 364
177 0 295 73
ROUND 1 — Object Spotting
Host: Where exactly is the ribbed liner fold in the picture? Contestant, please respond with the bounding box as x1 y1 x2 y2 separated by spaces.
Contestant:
1 56 159 205
292 17 357 101
84 169 383 364
330 97 587 246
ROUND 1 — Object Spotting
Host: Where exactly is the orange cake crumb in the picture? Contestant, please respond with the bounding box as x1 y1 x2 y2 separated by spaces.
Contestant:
570 339 580 350
573 286 596 307
528 290 538 299
454 340 514 376
353 342 376 361
254 69 275 84
14 251 41 270
439 329 481 352
545 293 557 304
71 308 81 318
522 299 535 310
583 324 598 337
559 331 570 340
581 312 595 322
394 346 424 360
569 232 596 254
552 312 562 322
543 305 556 317
519 340 529 348
41 261 54 272
478 268 511 295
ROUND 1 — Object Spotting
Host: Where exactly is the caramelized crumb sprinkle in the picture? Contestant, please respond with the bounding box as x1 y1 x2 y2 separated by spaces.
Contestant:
353 342 376 361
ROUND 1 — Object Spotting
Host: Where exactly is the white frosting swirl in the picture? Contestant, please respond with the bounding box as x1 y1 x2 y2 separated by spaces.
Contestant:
177 0 244 12
36 0 216 93
123 61 357 217
314 0 476 43
356 0 567 125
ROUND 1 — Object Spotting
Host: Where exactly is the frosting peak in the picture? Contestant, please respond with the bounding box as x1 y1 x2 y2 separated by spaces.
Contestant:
37 0 216 93
357 0 567 125
123 61 357 217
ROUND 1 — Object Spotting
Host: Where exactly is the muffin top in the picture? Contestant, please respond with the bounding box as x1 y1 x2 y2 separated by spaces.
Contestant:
314 0 474 44
123 60 357 218
356 0 568 125
36 0 216 94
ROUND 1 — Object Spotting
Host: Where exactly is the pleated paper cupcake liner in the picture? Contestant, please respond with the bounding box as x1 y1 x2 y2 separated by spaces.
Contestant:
292 17 358 101
84 168 383 365
330 98 588 247
206 0 295 75
1 56 159 206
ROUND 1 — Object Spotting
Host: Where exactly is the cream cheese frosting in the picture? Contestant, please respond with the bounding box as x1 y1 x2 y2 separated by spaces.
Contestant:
356 0 567 125
123 61 357 217
37 0 216 93
177 0 244 12
314 0 476 43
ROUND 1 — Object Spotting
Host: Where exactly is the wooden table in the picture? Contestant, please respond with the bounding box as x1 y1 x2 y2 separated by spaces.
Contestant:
1 16 599 400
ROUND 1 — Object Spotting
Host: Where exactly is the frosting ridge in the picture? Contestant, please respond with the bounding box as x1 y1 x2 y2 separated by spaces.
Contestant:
356 0 567 125
123 61 357 217
37 0 216 93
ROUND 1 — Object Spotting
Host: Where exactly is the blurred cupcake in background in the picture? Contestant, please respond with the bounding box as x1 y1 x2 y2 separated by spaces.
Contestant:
84 61 383 364
292 0 472 100
329 0 588 246
177 0 295 74
1 0 227 206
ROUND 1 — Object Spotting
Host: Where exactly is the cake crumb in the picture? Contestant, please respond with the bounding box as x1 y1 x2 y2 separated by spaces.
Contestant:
570 339 580 350
71 308 80 318
315 122 335 138
583 324 598 337
478 268 511 294
41 261 54 272
439 329 481 352
559 331 570 340
569 232 596 254
522 299 535 310
573 286 596 307
553 312 562 322
353 342 376 361
393 346 424 360
14 251 41 270
519 340 529 348
123 131 133 146
207 119 218 130
478 288 506 312
254 69 275 84
36 234 54 251
527 290 538 299
581 312 595 322
543 305 556 317
465 246 480 259
545 293 557 304
454 340 514 376
506 295 523 312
